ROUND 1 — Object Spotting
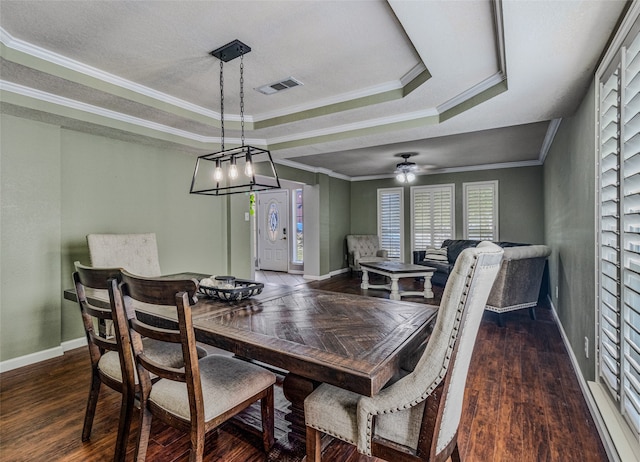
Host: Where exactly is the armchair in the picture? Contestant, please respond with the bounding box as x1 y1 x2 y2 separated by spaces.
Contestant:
346 234 390 273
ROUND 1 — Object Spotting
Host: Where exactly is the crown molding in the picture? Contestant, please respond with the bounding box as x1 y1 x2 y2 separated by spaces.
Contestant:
539 118 562 164
0 80 266 146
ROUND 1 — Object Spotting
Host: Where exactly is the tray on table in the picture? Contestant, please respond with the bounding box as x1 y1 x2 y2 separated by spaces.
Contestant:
197 279 264 301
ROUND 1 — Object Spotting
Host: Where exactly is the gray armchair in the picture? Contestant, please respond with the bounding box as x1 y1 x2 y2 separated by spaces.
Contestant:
346 234 389 273
305 242 504 462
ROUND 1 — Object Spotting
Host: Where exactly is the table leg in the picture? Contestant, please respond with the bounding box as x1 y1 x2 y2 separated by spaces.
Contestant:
361 268 369 289
282 373 319 446
390 276 400 300
423 273 434 298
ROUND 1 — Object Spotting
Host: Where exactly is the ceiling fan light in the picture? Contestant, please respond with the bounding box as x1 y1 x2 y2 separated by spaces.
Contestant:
406 172 416 182
396 172 406 182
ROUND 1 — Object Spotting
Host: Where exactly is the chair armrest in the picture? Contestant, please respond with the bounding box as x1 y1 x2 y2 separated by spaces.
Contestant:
376 249 388 258
413 250 426 263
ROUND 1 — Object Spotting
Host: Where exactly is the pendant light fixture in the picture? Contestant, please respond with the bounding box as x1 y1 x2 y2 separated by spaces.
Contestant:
190 40 280 196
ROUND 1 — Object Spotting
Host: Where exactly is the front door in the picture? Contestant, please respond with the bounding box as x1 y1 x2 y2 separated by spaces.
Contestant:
258 190 289 272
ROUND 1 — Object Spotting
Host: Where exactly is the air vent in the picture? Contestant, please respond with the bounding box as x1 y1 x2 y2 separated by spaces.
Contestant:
255 77 303 95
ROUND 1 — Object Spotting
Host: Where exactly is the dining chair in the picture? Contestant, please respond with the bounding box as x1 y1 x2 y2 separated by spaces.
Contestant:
86 232 162 338
87 233 162 277
304 241 504 462
73 262 204 462
117 269 276 462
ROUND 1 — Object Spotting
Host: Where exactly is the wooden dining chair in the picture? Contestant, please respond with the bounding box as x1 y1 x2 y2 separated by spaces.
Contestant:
304 242 504 462
73 262 204 462
117 269 276 462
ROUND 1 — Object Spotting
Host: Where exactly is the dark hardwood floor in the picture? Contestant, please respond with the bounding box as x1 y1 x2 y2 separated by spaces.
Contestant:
0 271 607 461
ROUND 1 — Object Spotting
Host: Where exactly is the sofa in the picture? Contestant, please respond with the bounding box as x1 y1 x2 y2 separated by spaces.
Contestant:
413 239 551 326
346 234 390 273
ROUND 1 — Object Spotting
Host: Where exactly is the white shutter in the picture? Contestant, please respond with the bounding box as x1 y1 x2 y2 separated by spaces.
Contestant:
463 181 499 241
597 20 640 440
599 67 622 400
622 28 640 435
411 184 454 250
377 188 403 259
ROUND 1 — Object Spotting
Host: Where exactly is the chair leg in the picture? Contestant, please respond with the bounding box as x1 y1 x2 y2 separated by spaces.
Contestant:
496 312 505 327
450 441 462 462
529 306 537 320
261 386 275 452
189 422 206 462
82 370 102 441
134 406 153 462
113 389 135 462
306 426 322 462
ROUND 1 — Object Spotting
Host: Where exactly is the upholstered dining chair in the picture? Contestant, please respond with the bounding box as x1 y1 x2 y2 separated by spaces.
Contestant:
87 233 162 277
117 270 276 462
73 262 203 462
304 241 504 462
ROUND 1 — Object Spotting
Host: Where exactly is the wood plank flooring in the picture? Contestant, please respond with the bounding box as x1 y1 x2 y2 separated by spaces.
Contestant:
0 271 608 461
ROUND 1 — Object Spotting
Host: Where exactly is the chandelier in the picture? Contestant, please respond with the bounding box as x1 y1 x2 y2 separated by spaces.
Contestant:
395 154 418 183
190 40 280 196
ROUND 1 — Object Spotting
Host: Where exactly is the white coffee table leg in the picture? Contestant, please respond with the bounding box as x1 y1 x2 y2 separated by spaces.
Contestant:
390 275 400 300
423 273 434 298
361 268 370 289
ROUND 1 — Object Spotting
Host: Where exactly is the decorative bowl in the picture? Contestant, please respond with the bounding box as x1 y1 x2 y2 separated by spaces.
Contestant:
198 278 264 301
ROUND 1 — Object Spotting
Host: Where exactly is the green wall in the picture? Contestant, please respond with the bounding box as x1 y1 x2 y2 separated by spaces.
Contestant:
1 114 230 361
543 80 596 380
1 115 62 360
349 166 545 263
329 176 351 272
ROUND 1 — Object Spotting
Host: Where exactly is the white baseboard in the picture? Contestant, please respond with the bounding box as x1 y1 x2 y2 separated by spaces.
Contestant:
0 337 87 373
330 267 350 276
546 295 621 462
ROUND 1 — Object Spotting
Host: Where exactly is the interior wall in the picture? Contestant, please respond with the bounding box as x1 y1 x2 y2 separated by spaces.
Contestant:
59 129 229 342
543 79 597 380
349 165 545 263
329 176 351 272
1 114 61 360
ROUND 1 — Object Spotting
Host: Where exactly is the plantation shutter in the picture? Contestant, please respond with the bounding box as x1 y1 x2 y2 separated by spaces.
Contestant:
597 21 640 438
377 188 403 259
599 66 622 399
464 181 499 241
412 185 454 250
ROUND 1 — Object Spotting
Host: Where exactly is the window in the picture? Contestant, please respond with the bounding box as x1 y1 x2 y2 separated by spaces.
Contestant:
411 184 455 251
463 181 499 241
597 15 640 442
377 188 403 260
292 188 303 264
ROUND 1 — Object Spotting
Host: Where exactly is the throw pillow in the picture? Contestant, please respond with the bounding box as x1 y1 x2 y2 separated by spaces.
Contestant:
424 247 448 262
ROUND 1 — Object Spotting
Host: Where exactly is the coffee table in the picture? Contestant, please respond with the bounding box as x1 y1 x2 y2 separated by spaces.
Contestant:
360 261 436 300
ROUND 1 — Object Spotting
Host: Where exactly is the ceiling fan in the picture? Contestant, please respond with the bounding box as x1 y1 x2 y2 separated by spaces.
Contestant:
395 153 419 183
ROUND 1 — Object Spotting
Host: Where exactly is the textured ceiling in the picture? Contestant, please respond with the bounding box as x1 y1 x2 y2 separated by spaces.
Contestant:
0 0 628 180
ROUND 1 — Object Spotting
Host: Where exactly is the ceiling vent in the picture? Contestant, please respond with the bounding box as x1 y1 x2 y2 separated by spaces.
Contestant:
255 77 303 95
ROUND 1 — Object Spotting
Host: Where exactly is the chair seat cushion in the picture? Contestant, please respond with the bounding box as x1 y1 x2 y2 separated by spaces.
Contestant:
99 339 207 384
149 354 276 422
305 383 359 444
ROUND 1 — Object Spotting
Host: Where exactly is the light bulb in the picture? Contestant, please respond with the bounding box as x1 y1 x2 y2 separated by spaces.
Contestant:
406 172 416 182
229 156 238 179
396 172 406 182
213 159 223 181
244 153 253 176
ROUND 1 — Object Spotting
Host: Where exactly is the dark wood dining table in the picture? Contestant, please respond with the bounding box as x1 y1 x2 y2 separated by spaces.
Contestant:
64 272 438 453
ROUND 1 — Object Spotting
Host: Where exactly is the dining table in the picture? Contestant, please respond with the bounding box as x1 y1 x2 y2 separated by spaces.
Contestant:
64 272 438 455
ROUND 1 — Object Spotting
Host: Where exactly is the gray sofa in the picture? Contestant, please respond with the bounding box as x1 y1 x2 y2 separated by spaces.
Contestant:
413 239 551 326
